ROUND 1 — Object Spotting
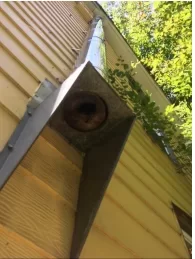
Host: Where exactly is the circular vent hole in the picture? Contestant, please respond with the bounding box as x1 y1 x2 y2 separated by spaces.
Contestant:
77 102 96 116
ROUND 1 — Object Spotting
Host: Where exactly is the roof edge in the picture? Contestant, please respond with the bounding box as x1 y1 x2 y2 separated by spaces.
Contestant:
84 1 171 112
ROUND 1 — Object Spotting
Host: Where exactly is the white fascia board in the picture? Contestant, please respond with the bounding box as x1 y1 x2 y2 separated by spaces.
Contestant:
85 2 170 112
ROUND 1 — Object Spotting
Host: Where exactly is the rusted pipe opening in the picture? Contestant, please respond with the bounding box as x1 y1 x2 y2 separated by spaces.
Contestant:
64 91 107 132
77 102 96 117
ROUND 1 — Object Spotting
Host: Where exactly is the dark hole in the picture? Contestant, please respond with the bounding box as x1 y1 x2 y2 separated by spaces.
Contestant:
77 102 96 116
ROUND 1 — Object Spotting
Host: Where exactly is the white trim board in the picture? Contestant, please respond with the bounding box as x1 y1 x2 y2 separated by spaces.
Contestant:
85 2 170 113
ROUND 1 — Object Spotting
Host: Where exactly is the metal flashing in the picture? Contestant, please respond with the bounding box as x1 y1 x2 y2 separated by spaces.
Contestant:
0 62 89 189
70 115 135 258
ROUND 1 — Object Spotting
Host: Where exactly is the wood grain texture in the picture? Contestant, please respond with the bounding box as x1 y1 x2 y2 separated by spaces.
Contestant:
0 1 191 258
21 135 81 210
41 126 83 170
0 224 54 258
0 165 75 258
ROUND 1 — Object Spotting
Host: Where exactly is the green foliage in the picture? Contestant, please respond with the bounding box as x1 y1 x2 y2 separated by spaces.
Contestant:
102 1 192 171
107 58 191 172
102 1 192 101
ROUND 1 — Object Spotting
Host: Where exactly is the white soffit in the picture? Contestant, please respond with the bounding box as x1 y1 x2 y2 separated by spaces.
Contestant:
84 2 170 112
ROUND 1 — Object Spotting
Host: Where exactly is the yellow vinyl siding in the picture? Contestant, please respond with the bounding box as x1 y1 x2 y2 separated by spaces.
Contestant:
41 126 83 170
0 106 18 151
132 123 192 193
0 1 87 257
130 124 192 199
0 72 28 120
0 165 74 257
0 224 54 259
81 41 191 258
0 1 88 148
21 135 81 210
0 128 83 258
75 2 93 24
15 2 75 70
0 48 39 97
81 226 137 259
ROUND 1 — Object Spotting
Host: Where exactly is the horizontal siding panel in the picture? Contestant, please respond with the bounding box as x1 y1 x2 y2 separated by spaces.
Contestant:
62 1 89 31
41 126 83 170
130 124 192 200
33 1 82 55
15 1 74 70
106 176 188 257
0 27 58 86
114 162 181 233
74 2 93 24
131 133 192 200
0 106 17 151
0 165 75 258
129 133 191 196
0 47 39 97
131 123 192 195
28 1 78 61
125 140 191 212
1 5 66 81
94 197 178 258
42 1 85 45
120 149 171 206
131 140 192 198
21 135 81 210
81 226 137 258
0 224 54 259
0 1 89 152
0 72 28 119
